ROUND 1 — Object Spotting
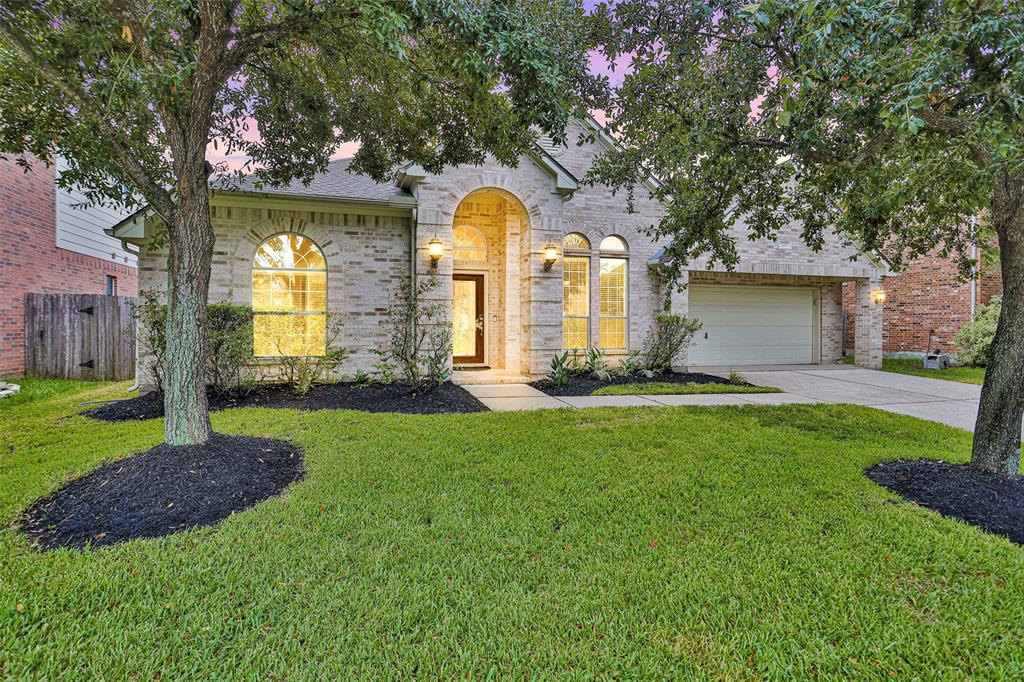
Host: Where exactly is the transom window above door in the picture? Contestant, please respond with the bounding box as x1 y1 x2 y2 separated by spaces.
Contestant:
454 224 488 261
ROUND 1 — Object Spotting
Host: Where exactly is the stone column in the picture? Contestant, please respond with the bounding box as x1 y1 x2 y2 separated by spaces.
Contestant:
854 274 884 369
521 209 564 376
412 188 456 373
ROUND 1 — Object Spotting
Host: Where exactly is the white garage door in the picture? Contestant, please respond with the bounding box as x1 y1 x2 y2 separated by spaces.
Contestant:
688 285 816 366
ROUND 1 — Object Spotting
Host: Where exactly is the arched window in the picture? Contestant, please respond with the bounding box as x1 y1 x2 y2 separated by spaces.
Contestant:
599 235 628 349
252 233 327 357
454 224 488 261
562 233 590 349
563 232 590 251
600 235 627 252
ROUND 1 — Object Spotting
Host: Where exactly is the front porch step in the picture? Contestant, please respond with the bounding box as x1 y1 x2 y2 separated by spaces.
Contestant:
452 369 536 385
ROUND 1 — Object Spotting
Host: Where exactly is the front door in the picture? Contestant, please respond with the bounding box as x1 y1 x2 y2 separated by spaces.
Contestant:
453 273 485 364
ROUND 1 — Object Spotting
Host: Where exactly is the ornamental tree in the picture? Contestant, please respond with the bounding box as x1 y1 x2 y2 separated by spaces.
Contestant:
589 0 1024 473
0 0 594 446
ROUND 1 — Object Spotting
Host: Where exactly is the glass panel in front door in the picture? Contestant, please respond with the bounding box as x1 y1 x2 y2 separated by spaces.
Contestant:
453 279 478 358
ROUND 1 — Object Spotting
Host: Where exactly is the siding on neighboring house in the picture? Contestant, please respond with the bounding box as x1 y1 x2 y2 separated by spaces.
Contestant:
0 156 137 378
842 246 1002 355
55 157 137 267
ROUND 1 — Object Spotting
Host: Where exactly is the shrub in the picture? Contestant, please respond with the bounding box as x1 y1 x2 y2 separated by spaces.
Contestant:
135 290 167 391
378 276 453 392
953 296 1001 367
136 292 255 395
728 371 747 386
635 313 703 374
206 303 254 395
272 316 349 395
549 351 571 386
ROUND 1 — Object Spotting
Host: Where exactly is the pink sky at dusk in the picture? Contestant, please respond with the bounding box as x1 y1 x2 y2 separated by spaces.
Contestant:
208 2 629 172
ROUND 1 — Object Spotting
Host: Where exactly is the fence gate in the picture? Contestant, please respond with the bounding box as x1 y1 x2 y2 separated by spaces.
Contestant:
25 294 136 381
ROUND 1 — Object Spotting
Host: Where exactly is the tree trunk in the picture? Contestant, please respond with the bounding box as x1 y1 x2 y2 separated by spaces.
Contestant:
971 174 1024 475
163 189 216 446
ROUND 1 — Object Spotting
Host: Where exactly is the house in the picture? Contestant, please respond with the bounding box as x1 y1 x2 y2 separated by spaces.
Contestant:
0 156 138 379
111 118 889 388
842 245 1002 357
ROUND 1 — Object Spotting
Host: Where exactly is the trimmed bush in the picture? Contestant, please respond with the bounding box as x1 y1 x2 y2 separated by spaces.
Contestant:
635 313 703 374
953 296 1001 367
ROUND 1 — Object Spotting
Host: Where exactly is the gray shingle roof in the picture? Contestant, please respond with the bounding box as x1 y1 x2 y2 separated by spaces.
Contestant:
232 158 411 203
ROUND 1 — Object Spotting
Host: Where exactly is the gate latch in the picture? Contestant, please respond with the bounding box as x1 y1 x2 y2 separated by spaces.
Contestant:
78 306 94 316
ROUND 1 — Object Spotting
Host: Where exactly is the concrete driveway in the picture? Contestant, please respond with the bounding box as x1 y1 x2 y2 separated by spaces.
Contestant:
735 367 1016 434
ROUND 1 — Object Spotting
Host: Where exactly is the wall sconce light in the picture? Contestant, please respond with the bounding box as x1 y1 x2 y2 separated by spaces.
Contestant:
427 236 444 269
543 244 559 271
871 288 887 305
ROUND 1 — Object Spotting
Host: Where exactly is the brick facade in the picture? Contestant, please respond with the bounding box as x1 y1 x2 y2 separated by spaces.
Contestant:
0 157 138 378
842 247 1003 355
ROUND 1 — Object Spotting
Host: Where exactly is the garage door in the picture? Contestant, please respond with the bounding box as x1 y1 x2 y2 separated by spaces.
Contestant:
688 285 815 366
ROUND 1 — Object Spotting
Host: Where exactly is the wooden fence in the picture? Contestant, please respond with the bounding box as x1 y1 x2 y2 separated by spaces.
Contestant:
25 294 136 381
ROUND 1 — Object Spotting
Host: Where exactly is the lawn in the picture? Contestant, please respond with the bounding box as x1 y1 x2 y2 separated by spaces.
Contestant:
844 356 987 385
2 382 1023 678
0 376 106 408
592 381 781 396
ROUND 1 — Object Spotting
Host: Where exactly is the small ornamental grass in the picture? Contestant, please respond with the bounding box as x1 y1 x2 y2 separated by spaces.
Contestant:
1 382 1023 679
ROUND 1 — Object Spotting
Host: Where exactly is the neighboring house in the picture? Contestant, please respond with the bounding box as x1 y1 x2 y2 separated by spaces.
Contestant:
0 156 138 378
842 245 1003 356
111 118 889 389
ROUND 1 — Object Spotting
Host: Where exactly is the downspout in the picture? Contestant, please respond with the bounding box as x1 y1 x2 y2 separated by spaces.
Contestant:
970 215 978 316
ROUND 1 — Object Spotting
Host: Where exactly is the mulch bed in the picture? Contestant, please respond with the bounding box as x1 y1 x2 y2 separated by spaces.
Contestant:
531 371 736 397
85 382 487 422
21 434 304 550
866 459 1024 545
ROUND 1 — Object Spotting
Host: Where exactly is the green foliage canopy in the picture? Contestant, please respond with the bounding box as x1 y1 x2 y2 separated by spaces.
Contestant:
588 0 1023 283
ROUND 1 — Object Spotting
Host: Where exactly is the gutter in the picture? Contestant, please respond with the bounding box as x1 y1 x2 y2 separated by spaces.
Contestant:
970 215 978 315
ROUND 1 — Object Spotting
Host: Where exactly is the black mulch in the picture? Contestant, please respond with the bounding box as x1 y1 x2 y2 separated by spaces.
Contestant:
21 434 304 550
84 381 487 422
531 371 736 397
866 459 1024 545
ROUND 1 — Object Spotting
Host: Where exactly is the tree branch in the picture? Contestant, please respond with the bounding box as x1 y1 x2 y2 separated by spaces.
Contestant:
0 21 176 217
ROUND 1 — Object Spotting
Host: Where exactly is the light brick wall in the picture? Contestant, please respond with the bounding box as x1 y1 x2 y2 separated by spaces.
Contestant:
136 203 410 387
1 156 137 378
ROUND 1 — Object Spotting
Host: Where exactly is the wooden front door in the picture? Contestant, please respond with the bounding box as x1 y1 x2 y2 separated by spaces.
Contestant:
452 274 485 364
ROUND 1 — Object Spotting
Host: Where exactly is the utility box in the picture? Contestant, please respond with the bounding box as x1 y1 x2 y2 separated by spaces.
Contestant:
924 351 951 370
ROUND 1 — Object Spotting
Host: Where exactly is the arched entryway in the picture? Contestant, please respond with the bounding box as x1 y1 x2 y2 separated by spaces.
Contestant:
451 189 530 372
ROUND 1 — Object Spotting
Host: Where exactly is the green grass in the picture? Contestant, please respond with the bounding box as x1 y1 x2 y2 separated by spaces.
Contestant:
844 356 987 385
2 383 1023 679
0 376 107 408
592 381 782 396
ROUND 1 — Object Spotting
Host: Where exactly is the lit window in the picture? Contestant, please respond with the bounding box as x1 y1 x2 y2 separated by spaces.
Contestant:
454 224 488 261
600 235 627 252
563 256 589 349
252 234 327 357
599 256 627 349
563 232 590 250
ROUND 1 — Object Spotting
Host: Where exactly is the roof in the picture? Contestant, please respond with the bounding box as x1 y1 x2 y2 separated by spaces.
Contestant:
231 157 412 202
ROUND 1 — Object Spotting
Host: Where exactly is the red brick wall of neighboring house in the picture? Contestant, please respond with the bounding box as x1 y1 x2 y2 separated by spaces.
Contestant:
843 247 1003 355
0 157 138 378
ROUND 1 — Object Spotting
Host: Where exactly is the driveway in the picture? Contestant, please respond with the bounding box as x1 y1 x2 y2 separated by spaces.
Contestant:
736 367 1018 435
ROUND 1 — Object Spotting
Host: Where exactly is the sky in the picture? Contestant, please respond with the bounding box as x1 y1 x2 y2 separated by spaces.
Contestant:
207 4 629 172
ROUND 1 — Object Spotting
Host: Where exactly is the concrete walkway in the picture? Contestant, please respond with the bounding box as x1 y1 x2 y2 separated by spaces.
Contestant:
463 368 1021 436
736 368 1014 435
461 383 818 412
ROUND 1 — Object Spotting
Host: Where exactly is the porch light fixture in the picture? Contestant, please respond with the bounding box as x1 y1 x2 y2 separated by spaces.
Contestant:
871 288 887 305
427 236 444 269
543 243 560 271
